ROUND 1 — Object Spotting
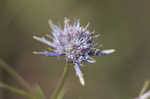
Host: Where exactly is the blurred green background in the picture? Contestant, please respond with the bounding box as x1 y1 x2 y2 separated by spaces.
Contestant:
0 0 150 99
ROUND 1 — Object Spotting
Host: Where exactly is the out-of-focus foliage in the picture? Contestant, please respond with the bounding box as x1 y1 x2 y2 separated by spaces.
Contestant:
0 0 150 99
0 82 34 99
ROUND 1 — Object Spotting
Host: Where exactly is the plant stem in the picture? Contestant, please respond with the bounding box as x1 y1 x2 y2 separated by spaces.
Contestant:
50 62 70 99
0 58 33 94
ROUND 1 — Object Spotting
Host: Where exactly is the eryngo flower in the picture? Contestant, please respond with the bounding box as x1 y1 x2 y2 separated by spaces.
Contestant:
33 18 115 86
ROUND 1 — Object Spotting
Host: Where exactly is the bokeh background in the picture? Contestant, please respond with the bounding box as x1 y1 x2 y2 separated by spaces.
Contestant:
0 0 150 99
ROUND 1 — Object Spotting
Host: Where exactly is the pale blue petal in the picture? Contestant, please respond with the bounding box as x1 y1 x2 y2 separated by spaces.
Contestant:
87 57 96 63
74 19 80 28
96 49 115 55
84 22 90 30
74 63 85 86
33 51 60 56
33 36 56 48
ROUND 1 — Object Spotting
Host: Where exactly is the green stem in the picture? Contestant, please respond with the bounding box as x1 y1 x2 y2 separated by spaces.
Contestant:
0 58 33 94
50 62 70 99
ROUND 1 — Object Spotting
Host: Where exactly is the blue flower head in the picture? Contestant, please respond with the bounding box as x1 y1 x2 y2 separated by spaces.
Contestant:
33 18 115 86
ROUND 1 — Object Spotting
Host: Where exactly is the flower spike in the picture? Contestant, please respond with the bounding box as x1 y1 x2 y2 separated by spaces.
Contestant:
33 18 115 86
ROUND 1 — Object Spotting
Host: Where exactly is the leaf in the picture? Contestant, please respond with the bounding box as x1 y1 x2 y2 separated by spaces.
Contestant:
0 82 35 99
32 84 46 99
0 59 33 93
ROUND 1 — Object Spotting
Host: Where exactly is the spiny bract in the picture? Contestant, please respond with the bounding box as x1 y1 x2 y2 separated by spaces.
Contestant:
33 18 115 86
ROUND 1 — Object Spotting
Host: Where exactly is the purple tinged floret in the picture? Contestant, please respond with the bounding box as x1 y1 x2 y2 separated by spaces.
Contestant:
33 18 115 86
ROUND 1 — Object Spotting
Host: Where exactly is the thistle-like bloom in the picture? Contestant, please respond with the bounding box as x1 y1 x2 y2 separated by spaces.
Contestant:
33 18 115 86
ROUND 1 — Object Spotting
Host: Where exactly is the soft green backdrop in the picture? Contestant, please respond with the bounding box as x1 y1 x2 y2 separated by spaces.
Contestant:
0 0 150 99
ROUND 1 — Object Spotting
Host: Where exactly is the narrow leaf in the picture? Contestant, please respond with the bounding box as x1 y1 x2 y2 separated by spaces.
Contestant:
0 82 35 99
32 84 46 99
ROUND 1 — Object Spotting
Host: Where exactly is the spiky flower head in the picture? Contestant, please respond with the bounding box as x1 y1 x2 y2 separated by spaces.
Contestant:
33 18 115 86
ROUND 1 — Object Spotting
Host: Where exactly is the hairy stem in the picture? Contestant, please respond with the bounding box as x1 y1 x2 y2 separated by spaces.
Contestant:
50 62 70 99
